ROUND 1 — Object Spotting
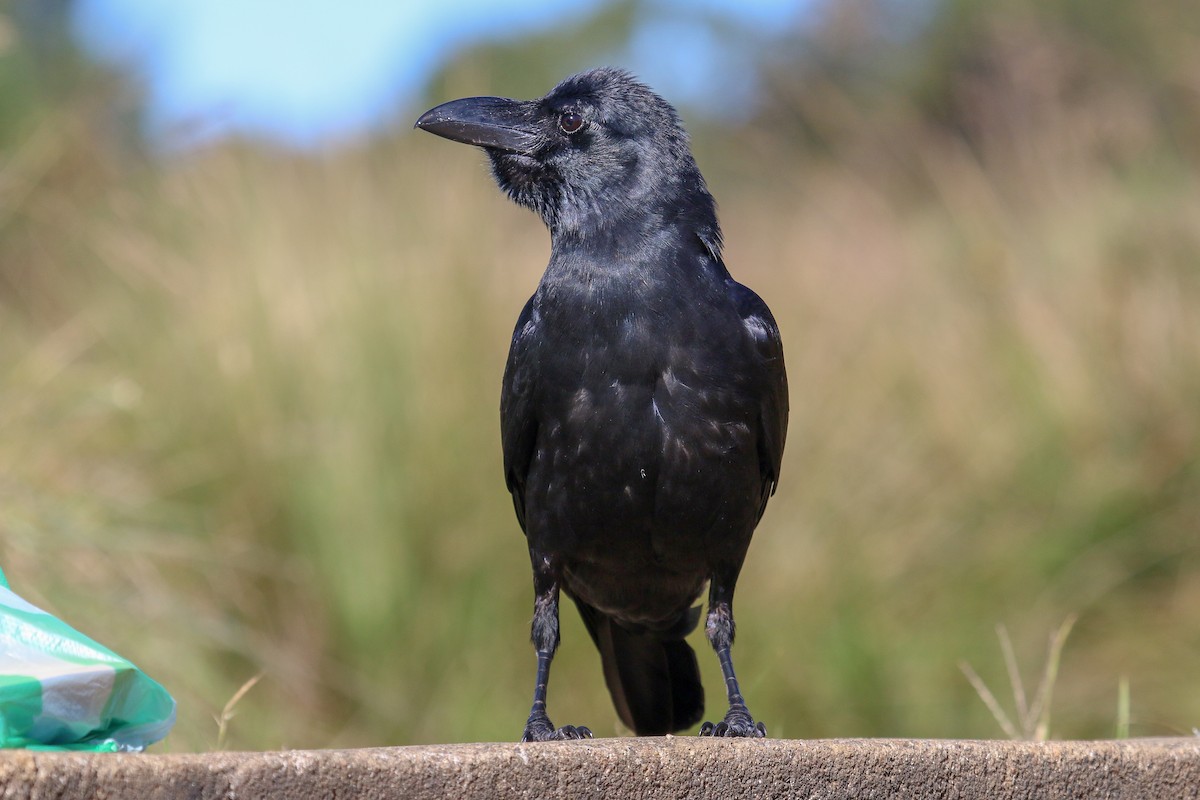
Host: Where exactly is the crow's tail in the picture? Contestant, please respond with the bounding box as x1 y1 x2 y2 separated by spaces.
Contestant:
574 599 704 735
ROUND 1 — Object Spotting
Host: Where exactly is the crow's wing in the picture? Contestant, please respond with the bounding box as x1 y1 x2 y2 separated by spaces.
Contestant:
500 295 538 533
729 280 788 520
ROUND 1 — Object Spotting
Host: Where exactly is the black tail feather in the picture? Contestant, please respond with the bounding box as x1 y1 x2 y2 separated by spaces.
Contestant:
574 599 704 735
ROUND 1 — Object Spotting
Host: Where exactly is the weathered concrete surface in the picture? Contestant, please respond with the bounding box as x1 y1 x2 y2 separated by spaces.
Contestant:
1 737 1198 799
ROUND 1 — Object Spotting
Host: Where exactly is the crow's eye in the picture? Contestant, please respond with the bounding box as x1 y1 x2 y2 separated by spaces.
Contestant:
558 111 584 134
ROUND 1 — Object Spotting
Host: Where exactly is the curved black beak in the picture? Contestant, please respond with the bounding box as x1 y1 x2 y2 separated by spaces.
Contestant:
415 96 538 156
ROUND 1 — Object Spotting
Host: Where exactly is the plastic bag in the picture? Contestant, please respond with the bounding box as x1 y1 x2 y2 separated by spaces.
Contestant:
0 566 176 751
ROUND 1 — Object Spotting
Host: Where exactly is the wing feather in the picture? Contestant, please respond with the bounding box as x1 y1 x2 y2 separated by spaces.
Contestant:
500 296 539 533
729 281 788 520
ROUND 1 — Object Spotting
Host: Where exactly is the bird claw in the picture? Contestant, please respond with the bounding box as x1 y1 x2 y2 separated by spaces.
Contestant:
521 716 594 742
554 724 593 740
699 709 766 738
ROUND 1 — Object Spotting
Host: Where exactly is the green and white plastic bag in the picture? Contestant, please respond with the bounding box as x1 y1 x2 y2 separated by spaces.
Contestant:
0 566 176 751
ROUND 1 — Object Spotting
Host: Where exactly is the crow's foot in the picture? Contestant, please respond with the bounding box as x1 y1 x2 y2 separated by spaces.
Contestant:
699 706 766 738
521 715 593 742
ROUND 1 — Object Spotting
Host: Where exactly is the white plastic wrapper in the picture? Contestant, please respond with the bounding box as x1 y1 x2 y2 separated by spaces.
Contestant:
0 568 176 751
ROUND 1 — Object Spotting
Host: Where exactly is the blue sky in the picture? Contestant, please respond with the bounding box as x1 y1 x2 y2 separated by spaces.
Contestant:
71 0 816 150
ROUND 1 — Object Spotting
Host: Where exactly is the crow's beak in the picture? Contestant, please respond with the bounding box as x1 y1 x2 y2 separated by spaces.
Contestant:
415 96 538 155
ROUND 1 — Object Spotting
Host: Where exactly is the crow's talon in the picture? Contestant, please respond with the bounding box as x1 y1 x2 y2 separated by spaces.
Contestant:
699 709 766 738
522 717 594 742
556 724 593 740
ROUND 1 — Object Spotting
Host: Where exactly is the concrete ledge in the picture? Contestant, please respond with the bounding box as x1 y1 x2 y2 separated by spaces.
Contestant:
1 737 1198 799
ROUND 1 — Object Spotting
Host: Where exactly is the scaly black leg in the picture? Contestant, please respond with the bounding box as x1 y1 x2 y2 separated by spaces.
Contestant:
520 552 593 742
698 573 766 738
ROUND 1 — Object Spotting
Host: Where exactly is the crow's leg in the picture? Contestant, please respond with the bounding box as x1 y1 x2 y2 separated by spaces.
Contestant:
520 552 593 742
698 571 766 738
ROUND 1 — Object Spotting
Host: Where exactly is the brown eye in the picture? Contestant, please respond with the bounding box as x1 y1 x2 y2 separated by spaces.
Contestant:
558 111 584 134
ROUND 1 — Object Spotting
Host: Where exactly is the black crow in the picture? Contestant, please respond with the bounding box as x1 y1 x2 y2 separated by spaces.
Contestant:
416 67 787 740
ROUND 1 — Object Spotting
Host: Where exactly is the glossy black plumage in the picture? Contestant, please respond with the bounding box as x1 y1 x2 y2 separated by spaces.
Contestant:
416 68 787 740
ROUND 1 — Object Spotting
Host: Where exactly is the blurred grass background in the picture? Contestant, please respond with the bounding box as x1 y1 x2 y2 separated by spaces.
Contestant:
1 0 1198 750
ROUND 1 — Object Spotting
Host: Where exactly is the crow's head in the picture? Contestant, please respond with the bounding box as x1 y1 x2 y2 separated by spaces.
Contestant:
416 68 720 253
